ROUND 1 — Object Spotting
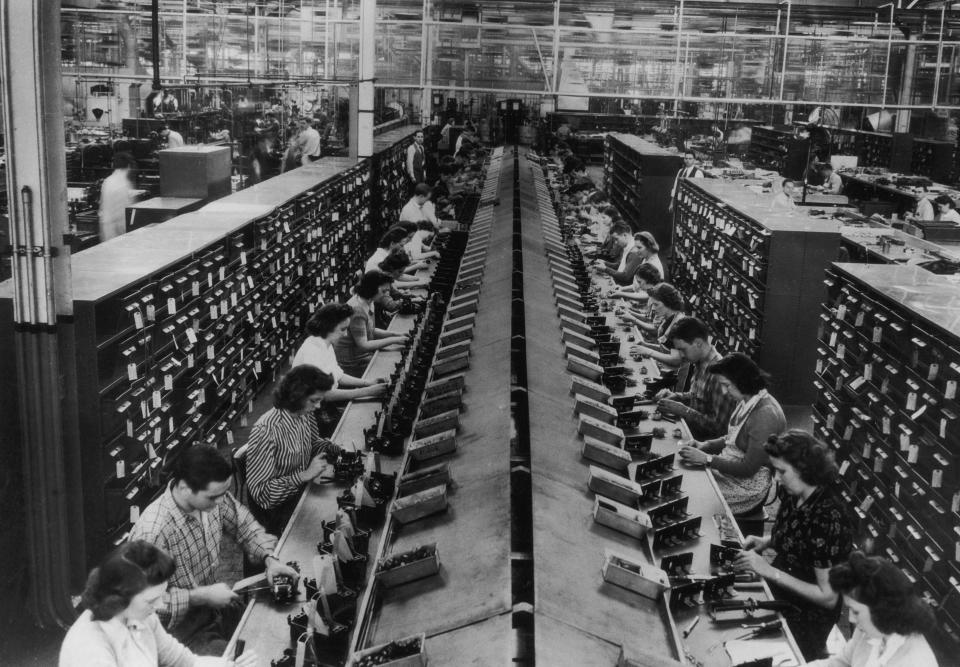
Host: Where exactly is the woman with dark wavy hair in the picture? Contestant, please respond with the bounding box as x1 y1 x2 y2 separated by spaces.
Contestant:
679 353 786 517
240 364 343 533
806 552 938 666
732 430 854 661
60 541 257 666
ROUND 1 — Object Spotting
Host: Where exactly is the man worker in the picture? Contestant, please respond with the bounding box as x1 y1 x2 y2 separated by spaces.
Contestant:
655 316 738 440
98 152 138 242
161 125 184 148
406 129 426 187
819 164 843 194
669 151 705 211
295 117 322 166
130 445 298 654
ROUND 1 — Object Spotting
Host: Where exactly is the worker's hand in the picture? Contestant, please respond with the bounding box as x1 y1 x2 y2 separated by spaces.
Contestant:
657 399 687 417
265 558 299 587
304 454 332 480
655 389 678 400
361 383 387 397
631 345 653 357
741 535 766 552
733 550 773 579
192 583 239 608
232 651 259 667
679 444 709 466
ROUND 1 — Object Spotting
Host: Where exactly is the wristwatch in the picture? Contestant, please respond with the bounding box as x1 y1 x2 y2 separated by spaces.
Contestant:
704 454 714 467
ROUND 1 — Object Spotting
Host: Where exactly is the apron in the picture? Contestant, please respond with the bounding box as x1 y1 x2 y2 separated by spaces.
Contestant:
713 390 772 514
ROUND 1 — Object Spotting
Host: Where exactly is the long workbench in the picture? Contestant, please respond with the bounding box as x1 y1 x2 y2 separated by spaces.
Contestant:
527 155 803 667
225 147 511 666
355 152 514 656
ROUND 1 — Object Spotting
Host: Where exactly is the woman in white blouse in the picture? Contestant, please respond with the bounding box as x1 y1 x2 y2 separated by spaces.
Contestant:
293 303 388 403
60 541 258 667
808 551 938 667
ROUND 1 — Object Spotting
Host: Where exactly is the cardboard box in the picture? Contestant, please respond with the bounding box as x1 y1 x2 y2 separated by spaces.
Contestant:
570 376 611 404
424 373 466 398
414 411 460 439
347 633 427 667
578 415 625 447
376 544 441 588
409 429 457 461
391 485 448 524
602 549 669 599
582 437 632 472
398 462 451 496
574 395 618 424
588 465 643 507
594 496 653 539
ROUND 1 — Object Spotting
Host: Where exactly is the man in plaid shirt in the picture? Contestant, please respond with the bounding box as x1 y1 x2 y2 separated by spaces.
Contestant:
656 316 738 440
130 445 298 654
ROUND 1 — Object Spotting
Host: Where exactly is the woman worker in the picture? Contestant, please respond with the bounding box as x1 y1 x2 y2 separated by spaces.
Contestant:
732 430 854 661
334 270 408 376
624 282 686 368
679 353 786 516
808 552 938 667
241 365 343 533
59 540 258 667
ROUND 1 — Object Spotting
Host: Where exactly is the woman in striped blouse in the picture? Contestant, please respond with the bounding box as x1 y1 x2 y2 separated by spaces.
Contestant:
241 365 343 533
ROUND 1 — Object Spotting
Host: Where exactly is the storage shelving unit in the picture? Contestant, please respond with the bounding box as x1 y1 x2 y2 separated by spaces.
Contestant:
670 179 840 404
814 263 960 643
747 125 807 177
0 134 420 568
603 133 682 251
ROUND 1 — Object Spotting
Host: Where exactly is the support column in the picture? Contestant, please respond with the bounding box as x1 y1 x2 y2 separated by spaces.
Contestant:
0 0 80 626
896 34 917 133
420 0 433 122
352 0 375 159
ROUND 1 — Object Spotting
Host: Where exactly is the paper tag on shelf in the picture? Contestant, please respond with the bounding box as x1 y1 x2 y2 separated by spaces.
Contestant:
127 363 138 381
152 390 161 409
133 311 144 329
116 460 125 479
928 363 940 382
130 506 140 524
167 298 177 314
946 380 957 400
186 328 198 345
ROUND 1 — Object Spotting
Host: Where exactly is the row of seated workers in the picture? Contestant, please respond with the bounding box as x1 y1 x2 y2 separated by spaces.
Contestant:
56 140 939 666
544 146 940 666
57 149 489 666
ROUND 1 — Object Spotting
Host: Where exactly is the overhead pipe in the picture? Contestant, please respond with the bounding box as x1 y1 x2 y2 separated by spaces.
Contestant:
932 3 946 107
151 0 161 90
672 0 685 116
879 2 895 109
779 0 791 102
